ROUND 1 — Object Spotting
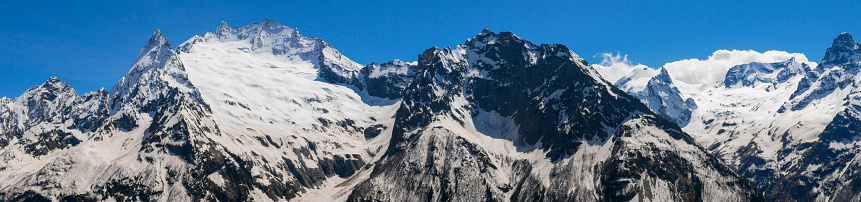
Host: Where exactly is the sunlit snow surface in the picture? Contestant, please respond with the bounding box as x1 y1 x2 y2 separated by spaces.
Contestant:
177 22 404 200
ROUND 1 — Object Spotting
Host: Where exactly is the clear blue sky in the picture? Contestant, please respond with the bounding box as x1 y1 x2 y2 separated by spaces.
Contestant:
1 0 858 98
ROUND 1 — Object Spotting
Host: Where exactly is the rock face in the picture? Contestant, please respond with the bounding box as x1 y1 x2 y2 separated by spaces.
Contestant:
348 30 762 201
360 59 416 100
0 21 765 201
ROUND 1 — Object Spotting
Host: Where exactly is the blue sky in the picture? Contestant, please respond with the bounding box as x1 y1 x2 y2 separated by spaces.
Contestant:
1 0 858 97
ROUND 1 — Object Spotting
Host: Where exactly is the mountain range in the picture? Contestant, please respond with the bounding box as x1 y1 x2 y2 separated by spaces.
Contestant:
0 19 853 202
610 32 861 202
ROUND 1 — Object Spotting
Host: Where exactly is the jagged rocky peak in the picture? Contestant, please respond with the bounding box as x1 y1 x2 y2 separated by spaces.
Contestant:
145 30 170 50
395 28 654 159
109 28 196 115
468 29 589 70
18 76 77 108
15 76 79 121
470 28 526 45
129 30 175 74
0 76 106 156
34 76 76 95
183 19 303 55
116 29 176 84
214 19 295 41
822 32 861 66
832 32 858 49
653 67 672 83
351 29 763 201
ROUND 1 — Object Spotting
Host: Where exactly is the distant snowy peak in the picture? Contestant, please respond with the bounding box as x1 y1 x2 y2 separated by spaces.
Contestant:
616 67 697 126
780 33 861 112
822 32 861 67
723 57 815 89
616 67 660 92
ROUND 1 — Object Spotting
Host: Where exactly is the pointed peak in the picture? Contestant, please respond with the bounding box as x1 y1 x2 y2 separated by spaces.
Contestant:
41 76 68 87
785 56 799 64
421 46 444 61
217 21 230 31
822 32 861 65
468 28 527 48
292 27 300 34
480 28 493 35
216 21 235 34
257 19 282 27
652 67 673 84
144 29 171 50
831 32 858 48
473 28 496 40
36 76 73 93
658 67 670 75
837 32 853 40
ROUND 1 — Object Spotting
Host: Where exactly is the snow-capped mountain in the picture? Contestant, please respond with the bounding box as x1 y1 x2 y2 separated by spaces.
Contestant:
604 32 861 202
766 32 861 201
615 67 697 127
348 30 761 201
1 20 388 201
0 20 765 201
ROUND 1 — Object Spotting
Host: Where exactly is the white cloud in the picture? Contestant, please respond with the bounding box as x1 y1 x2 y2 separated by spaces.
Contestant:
591 52 651 83
663 49 816 86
